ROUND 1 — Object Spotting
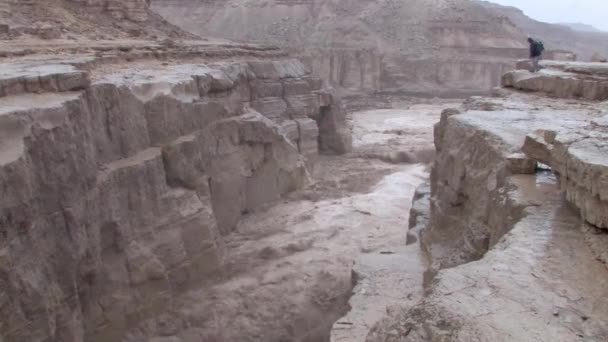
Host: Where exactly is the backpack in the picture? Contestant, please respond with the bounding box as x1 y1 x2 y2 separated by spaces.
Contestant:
536 40 545 52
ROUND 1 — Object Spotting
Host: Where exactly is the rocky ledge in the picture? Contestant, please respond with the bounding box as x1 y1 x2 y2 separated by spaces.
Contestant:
0 51 350 341
503 60 608 101
363 63 608 341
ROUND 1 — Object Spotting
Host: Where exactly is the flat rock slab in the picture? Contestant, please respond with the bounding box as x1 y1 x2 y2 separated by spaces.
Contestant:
370 174 608 341
517 59 608 77
503 69 608 101
331 246 427 342
0 62 90 96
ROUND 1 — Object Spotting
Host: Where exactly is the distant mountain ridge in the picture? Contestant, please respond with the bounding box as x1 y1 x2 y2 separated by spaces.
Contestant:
477 1 608 60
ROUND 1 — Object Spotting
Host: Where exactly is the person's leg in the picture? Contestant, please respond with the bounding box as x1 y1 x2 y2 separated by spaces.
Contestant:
529 57 536 72
532 56 540 72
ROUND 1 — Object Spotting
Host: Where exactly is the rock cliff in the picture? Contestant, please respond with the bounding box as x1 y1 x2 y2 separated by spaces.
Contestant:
363 63 608 341
503 60 608 101
153 0 532 95
0 51 350 342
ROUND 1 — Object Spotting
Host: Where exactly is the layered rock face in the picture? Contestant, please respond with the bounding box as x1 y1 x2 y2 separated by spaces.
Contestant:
504 63 608 230
153 0 534 95
0 55 350 342
365 63 608 341
70 0 151 22
299 49 515 96
503 60 608 101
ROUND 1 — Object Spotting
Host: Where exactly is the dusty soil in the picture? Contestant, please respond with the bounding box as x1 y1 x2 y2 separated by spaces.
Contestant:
125 101 457 342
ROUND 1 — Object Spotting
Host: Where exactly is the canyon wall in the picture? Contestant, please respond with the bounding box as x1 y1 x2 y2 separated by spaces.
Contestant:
152 0 533 95
365 63 608 341
0 56 350 342
297 49 515 96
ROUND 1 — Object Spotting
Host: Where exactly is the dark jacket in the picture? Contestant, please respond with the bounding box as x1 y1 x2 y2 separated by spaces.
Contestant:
529 40 543 58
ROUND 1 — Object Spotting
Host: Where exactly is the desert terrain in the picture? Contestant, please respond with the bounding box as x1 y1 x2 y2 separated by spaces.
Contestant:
1 1 608 342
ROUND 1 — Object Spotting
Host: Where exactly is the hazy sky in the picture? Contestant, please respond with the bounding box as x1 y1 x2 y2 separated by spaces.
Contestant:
488 0 608 31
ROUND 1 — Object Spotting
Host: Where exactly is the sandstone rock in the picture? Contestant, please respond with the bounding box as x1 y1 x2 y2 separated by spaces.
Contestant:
521 132 553 166
0 57 350 342
423 94 598 270
506 152 537 174
202 112 309 234
250 80 283 99
286 94 321 119
433 108 460 152
515 114 608 230
502 67 608 100
295 118 320 158
0 63 91 97
515 58 532 71
279 120 300 142
406 183 431 245
369 173 608 341
552 132 608 228
317 88 352 154
368 92 608 342
153 0 603 95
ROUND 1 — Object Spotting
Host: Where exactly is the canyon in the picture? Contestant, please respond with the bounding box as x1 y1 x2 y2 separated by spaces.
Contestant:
152 0 529 95
152 0 607 96
0 43 354 341
1 0 608 341
366 61 608 341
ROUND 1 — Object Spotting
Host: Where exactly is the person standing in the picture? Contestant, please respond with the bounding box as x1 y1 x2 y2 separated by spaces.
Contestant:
527 37 545 72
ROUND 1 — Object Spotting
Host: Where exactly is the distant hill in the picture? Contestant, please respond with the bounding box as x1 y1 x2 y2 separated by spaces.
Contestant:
0 0 194 41
558 23 605 33
477 1 608 60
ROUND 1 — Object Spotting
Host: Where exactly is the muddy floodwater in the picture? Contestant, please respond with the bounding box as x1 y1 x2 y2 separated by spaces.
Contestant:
155 103 458 342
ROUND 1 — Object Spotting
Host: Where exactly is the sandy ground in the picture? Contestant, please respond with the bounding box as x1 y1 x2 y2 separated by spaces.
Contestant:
132 103 456 342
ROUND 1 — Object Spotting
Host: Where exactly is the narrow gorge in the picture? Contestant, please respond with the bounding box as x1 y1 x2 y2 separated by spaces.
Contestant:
1 1 608 342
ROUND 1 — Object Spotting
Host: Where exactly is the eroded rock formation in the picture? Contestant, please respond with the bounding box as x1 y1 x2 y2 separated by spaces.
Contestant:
504 60 608 101
0 53 350 342
360 63 608 341
153 0 535 95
